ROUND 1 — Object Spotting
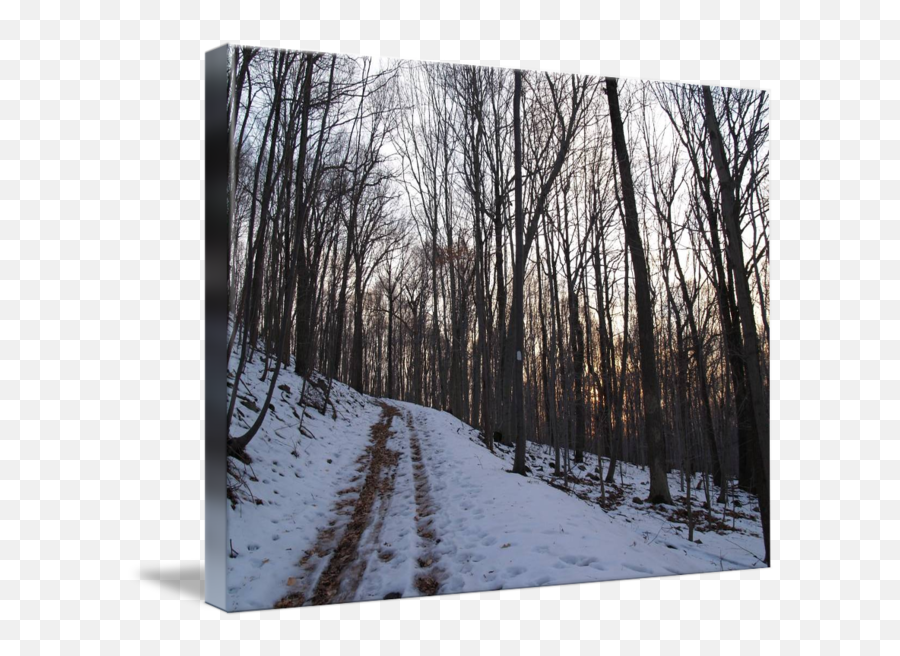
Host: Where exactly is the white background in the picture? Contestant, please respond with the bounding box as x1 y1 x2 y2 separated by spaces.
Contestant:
1 0 897 653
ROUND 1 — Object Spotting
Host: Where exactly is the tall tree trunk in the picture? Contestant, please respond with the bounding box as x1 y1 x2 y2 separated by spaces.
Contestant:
329 210 354 381
410 293 424 405
606 246 629 484
606 77 672 504
663 211 726 502
564 244 586 464
226 53 285 429
492 109 508 446
387 288 395 398
702 85 770 564
430 227 442 409
512 70 527 476
295 56 337 376
350 258 365 392
229 53 317 452
535 238 556 469
474 215 493 443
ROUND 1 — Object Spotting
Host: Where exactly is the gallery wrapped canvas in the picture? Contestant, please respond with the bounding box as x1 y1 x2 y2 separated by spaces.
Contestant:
206 44 769 612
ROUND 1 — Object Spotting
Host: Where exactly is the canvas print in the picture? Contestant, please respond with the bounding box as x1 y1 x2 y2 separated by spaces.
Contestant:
209 44 769 611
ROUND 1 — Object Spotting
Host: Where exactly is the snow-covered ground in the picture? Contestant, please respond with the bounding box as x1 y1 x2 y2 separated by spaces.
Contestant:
226 348 766 611
225 348 383 610
391 401 766 596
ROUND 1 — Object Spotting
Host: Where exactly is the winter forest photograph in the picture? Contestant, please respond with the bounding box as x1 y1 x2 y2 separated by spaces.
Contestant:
222 45 769 611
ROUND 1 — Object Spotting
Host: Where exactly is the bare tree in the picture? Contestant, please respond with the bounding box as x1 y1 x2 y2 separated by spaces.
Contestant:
606 77 672 504
512 69 527 475
702 84 770 563
222 52 769 563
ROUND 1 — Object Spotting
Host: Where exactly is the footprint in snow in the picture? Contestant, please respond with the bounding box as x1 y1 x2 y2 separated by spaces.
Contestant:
456 550 486 564
560 554 599 567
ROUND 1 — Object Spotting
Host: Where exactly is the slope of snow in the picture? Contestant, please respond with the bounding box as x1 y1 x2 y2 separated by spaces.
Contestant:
225 350 382 611
392 401 765 596
225 349 765 611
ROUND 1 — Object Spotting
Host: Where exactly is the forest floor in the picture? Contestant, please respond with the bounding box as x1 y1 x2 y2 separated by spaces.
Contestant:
225 352 767 611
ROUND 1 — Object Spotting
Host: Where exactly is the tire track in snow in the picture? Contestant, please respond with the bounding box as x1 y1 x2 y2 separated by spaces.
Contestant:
329 417 402 604
349 408 419 602
405 409 444 596
403 405 505 594
275 402 401 608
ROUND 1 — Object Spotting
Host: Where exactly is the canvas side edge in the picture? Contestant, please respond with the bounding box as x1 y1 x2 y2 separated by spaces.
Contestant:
204 43 230 612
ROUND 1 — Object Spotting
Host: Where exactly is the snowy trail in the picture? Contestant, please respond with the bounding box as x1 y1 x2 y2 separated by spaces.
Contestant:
350 406 419 602
227 355 765 611
275 402 451 606
224 373 384 611
393 401 763 595
279 399 763 606
275 403 407 607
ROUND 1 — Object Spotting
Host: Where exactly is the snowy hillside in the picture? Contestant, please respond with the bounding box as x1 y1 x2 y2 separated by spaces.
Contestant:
226 352 766 611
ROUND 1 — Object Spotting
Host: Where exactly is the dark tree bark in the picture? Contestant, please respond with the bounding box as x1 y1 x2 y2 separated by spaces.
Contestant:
350 255 365 392
606 245 629 485
562 211 586 464
226 51 288 431
230 53 318 452
512 70 527 476
295 55 338 376
642 114 726 501
606 77 672 504
702 85 770 564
